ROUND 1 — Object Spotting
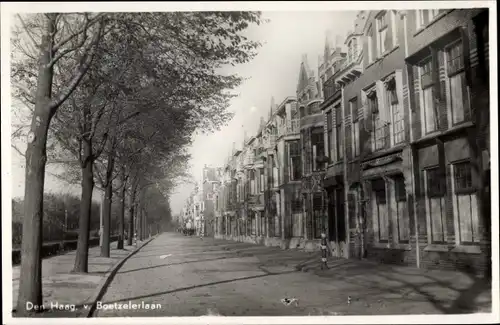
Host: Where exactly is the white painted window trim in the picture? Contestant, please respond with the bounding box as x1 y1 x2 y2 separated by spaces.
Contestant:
391 10 398 46
450 163 481 248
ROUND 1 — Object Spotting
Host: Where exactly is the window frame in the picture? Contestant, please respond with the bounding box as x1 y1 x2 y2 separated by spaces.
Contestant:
288 140 302 181
418 57 437 135
335 104 343 161
444 39 470 127
326 110 333 163
372 178 389 242
424 166 447 244
450 160 480 245
376 11 388 56
350 98 360 157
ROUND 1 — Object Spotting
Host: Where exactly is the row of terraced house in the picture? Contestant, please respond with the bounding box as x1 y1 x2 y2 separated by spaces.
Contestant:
207 9 491 276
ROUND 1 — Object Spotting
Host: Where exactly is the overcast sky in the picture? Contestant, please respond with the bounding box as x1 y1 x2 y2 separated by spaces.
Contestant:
8 10 358 212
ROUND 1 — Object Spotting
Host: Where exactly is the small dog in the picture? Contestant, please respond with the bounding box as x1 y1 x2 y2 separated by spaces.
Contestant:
281 297 299 307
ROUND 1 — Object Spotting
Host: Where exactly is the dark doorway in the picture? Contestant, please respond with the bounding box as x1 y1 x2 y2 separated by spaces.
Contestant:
327 187 346 243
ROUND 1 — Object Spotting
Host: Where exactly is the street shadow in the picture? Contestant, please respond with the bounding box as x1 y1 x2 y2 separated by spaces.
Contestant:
312 261 491 314
100 269 298 305
117 255 237 275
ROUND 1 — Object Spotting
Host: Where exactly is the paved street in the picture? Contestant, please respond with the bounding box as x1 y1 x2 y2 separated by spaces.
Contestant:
94 233 492 317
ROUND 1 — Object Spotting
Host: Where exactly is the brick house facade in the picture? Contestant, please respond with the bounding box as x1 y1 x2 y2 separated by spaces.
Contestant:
405 8 490 275
207 8 490 277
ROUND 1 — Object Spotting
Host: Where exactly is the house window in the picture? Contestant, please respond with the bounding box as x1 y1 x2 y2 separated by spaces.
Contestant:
452 161 479 244
335 105 343 160
291 192 303 237
419 59 437 134
372 178 389 242
312 194 323 239
416 10 441 29
259 168 265 192
350 98 360 156
289 140 302 181
376 11 388 56
391 11 398 46
446 41 469 125
326 110 334 163
386 77 404 144
311 127 325 171
369 90 387 151
424 167 446 244
394 175 409 243
367 26 374 62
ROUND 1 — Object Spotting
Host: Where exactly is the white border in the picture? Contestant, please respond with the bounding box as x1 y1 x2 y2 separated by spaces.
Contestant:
1 1 498 325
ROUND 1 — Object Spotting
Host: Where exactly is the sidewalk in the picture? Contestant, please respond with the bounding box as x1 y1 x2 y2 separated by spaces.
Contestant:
216 237 493 314
12 240 149 317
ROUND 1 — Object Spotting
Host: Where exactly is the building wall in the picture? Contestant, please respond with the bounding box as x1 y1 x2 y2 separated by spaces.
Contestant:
405 8 490 275
203 9 490 277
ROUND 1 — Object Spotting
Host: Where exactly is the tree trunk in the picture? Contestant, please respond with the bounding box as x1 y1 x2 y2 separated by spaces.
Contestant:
100 182 112 257
127 180 138 246
73 141 94 273
16 15 57 316
100 146 116 257
117 175 127 249
138 203 143 241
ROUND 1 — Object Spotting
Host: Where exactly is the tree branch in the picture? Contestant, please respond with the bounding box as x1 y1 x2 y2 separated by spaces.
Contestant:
52 13 104 52
49 18 104 111
16 14 41 50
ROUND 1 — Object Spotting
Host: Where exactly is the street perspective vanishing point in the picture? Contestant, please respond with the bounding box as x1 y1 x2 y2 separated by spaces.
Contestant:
4 3 497 323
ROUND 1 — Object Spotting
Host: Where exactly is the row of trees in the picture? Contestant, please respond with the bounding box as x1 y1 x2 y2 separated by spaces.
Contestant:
11 11 265 315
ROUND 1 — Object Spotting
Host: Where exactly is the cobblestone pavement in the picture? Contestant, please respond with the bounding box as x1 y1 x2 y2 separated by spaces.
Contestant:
94 233 492 317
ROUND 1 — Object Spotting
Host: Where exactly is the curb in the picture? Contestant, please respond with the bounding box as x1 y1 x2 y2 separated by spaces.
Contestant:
84 235 157 317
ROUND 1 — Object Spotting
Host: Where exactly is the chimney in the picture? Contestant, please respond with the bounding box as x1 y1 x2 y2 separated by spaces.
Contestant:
232 142 236 154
